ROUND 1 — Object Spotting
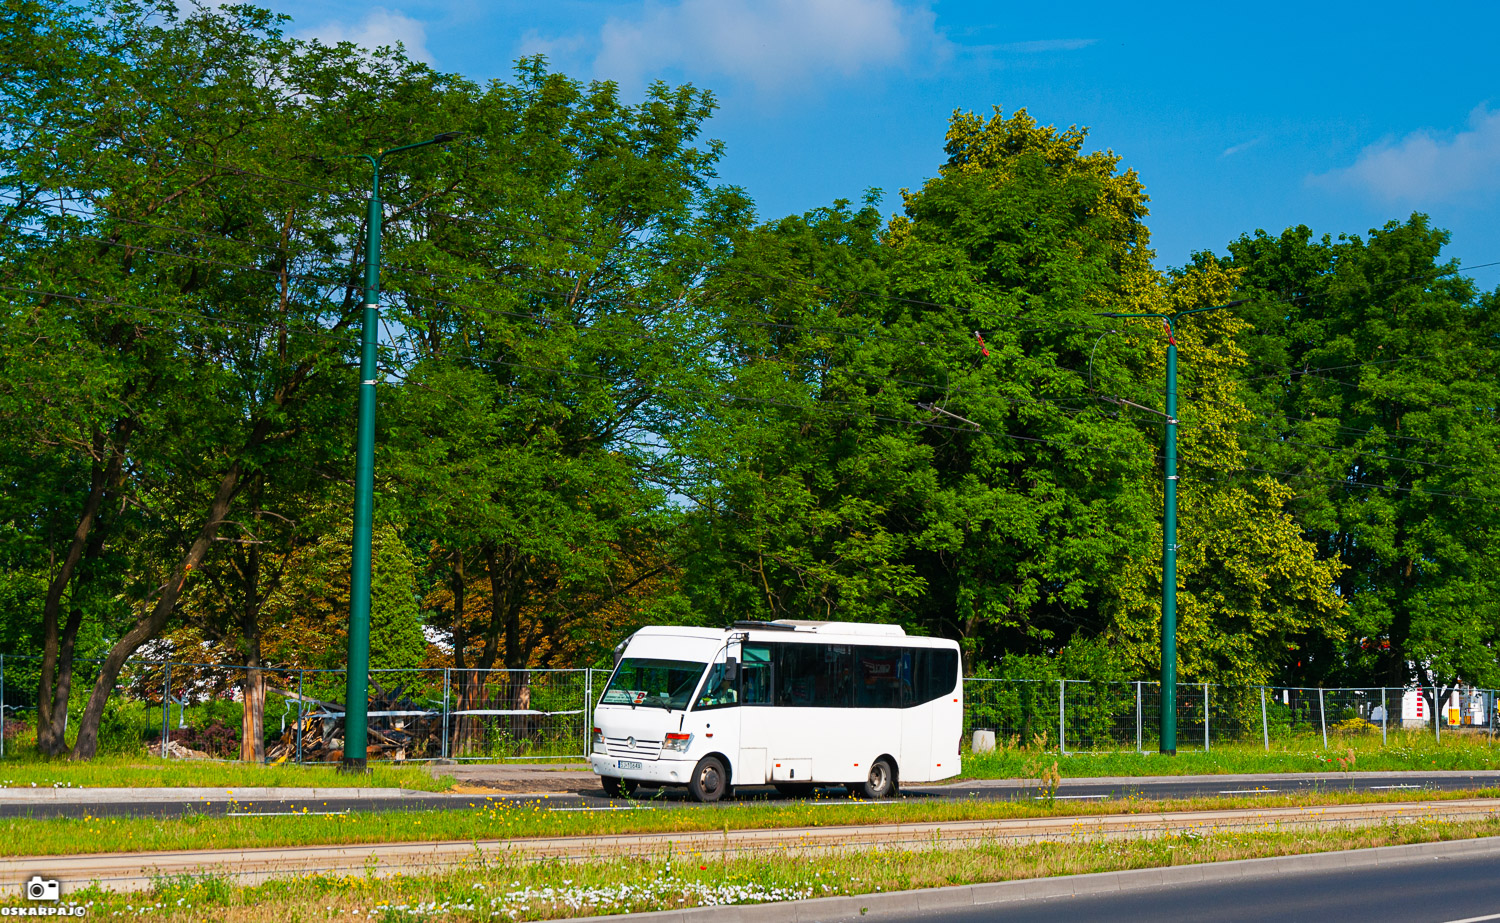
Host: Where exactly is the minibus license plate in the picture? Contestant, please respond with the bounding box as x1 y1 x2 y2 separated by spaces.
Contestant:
618 760 643 771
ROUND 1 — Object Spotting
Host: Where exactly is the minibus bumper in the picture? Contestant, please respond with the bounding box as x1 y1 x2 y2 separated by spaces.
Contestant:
590 753 695 786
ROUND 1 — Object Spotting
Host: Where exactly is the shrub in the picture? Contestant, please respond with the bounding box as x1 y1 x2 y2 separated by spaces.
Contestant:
1332 717 1375 735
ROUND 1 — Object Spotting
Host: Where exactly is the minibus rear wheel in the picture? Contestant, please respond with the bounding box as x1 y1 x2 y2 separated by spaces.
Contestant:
850 758 897 799
688 755 729 802
601 775 637 798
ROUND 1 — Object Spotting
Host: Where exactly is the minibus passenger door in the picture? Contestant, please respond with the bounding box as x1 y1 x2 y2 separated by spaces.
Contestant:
692 646 748 784
733 641 773 785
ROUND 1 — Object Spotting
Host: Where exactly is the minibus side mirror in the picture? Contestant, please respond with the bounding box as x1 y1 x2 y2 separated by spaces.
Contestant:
724 658 739 682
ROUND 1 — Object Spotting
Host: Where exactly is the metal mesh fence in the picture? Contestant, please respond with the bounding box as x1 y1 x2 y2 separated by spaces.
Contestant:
3 654 1497 762
1061 680 1139 751
964 679 1500 755
0 656 597 764
445 668 592 761
964 679 1059 749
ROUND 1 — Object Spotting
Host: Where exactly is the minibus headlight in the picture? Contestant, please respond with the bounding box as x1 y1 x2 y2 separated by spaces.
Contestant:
663 732 692 752
592 727 604 750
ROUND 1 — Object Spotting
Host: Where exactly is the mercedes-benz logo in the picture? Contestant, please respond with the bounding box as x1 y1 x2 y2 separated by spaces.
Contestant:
626 736 636 749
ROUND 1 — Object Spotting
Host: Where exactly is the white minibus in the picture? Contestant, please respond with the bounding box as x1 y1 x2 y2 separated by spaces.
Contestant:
589 620 963 802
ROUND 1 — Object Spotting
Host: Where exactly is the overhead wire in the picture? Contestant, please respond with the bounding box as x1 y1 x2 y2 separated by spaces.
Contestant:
1177 457 1488 502
6 132 1500 501
1 197 1102 412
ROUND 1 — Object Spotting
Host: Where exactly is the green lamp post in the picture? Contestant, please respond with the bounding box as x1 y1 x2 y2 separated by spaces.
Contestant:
1098 300 1244 755
340 131 459 773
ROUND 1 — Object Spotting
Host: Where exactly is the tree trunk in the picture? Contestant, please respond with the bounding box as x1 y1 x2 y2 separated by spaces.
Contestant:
483 545 532 751
447 554 471 758
36 441 115 756
241 655 266 763
239 532 266 763
70 461 243 760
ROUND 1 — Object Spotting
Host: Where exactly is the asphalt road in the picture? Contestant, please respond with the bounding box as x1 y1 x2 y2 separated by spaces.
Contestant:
874 848 1500 923
3 770 1500 819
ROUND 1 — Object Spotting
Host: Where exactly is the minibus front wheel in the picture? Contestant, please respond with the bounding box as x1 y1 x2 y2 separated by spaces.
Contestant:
688 755 730 803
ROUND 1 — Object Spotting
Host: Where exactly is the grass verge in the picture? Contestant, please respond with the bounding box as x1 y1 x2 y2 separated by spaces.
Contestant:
4 786 1497 857
17 816 1500 920
0 753 450 792
963 730 1500 779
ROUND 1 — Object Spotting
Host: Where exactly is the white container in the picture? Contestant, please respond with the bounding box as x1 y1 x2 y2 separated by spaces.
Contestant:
972 729 996 753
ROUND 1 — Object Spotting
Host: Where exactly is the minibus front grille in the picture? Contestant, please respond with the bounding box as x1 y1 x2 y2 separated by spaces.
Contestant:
605 736 663 760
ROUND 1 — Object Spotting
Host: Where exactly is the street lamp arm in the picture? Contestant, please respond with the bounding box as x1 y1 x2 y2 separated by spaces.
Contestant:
1098 298 1245 323
380 131 463 158
1174 298 1247 318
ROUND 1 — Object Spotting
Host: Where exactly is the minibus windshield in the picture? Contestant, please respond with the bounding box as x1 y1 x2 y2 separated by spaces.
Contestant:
600 658 707 710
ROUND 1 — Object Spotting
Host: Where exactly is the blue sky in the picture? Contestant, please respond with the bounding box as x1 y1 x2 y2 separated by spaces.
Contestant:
269 0 1500 285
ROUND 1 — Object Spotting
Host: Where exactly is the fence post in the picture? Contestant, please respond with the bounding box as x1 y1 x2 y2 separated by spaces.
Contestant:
1058 680 1065 755
583 668 594 760
295 670 305 765
160 660 172 759
1260 687 1269 751
1381 687 1387 746
1203 683 1210 752
0 654 5 760
441 668 451 762
1135 681 1142 753
1434 686 1440 743
1318 687 1327 749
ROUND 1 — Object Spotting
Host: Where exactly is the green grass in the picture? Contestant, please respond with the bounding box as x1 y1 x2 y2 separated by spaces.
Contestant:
963 729 1500 778
0 751 450 791
4 784 1497 858
26 815 1500 920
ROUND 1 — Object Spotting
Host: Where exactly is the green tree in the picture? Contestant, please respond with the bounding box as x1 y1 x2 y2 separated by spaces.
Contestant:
259 521 425 689
376 59 753 679
682 107 1164 665
1222 216 1500 694
0 0 453 756
1100 262 1348 685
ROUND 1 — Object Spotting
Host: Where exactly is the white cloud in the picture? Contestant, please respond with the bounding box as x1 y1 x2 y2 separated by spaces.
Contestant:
990 38 1096 53
1313 104 1500 204
297 7 434 64
516 28 590 64
1221 137 1262 158
538 0 942 93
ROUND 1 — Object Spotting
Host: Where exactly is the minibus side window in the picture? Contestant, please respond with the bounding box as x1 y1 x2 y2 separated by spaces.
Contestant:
907 648 959 706
926 648 959 703
694 660 738 710
775 643 852 708
856 646 910 708
740 644 774 705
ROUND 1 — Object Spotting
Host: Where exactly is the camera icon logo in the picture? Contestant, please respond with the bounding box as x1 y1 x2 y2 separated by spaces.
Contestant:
24 875 61 901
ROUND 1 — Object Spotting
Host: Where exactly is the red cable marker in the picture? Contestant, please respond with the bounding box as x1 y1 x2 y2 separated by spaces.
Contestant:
975 330 989 357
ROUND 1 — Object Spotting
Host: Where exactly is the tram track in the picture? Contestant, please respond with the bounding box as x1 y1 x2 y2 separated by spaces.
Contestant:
4 797 1498 894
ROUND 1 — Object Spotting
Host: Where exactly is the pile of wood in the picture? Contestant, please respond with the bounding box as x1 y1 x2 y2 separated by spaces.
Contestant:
265 680 441 764
151 739 212 760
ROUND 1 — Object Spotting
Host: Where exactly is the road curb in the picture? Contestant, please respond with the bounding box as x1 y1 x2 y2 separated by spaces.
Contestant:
551 835 1500 922
0 786 424 804
926 768 1500 791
